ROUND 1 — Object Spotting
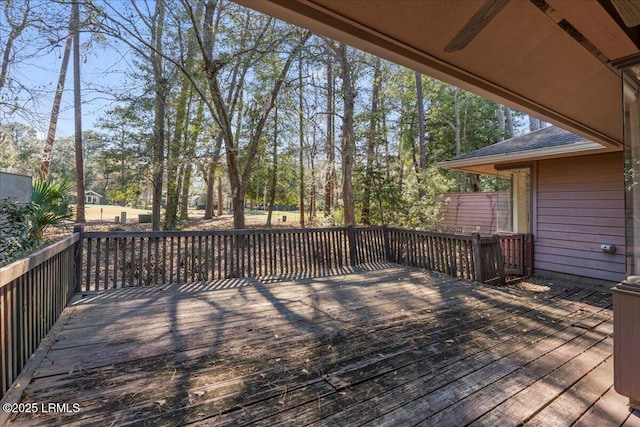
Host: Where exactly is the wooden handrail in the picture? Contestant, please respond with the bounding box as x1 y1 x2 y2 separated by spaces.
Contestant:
1 231 81 397
1 233 80 289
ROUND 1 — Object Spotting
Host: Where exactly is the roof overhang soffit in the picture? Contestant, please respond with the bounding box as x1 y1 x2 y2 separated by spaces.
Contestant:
234 0 640 150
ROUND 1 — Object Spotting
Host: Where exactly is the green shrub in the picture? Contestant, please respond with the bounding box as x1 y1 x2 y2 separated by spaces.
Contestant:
0 178 73 266
0 198 36 265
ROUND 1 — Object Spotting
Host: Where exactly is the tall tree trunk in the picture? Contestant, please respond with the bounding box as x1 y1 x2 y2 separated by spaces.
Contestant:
72 1 85 223
165 16 201 229
200 2 224 220
40 20 73 180
415 71 427 200
180 163 192 219
298 52 305 227
450 87 463 191
151 1 166 231
309 127 317 220
180 97 203 219
324 55 334 218
266 105 278 227
504 106 515 138
397 140 404 194
529 115 540 132
362 59 381 224
217 175 223 216
204 157 216 219
338 43 356 226
164 79 190 229
496 106 505 141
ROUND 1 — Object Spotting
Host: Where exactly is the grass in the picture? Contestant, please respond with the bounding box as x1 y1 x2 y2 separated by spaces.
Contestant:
74 205 322 223
75 204 152 222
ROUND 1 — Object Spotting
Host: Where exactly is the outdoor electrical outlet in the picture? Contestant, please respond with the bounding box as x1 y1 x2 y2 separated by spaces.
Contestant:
601 244 616 253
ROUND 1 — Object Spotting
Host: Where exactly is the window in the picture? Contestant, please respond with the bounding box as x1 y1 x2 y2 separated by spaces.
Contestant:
496 167 531 234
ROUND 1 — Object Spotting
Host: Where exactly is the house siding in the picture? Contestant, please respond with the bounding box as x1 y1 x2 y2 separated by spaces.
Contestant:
439 192 504 234
535 152 625 282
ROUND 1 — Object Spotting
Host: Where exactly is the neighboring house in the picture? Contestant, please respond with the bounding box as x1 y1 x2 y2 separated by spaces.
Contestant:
84 190 102 205
70 190 103 205
439 126 624 284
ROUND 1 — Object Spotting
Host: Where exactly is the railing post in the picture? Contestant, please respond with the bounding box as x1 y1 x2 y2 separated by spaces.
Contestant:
494 235 505 285
525 233 534 277
471 232 483 282
382 225 391 262
73 224 84 293
347 225 357 267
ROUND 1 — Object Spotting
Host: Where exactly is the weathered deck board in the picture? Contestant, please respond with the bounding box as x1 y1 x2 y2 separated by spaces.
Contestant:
524 355 614 427
573 385 636 427
1 265 633 426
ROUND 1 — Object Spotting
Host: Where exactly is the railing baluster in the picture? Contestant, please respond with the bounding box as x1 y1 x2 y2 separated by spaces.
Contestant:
160 236 166 284
95 238 103 290
121 238 127 288
110 238 117 288
104 238 111 289
84 238 92 291
247 234 252 277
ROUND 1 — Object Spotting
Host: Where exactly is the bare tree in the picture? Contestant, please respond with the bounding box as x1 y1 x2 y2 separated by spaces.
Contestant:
184 0 311 228
0 1 31 94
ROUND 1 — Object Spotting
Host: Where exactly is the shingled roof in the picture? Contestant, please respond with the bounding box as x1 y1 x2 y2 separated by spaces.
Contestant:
439 125 612 176
451 126 586 160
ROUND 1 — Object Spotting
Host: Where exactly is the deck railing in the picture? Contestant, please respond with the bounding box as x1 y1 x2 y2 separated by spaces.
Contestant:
0 231 81 397
499 233 533 277
78 226 388 291
0 224 531 399
78 226 522 291
385 228 509 283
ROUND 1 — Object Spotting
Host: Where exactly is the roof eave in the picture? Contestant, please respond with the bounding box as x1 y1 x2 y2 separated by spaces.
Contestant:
438 140 617 175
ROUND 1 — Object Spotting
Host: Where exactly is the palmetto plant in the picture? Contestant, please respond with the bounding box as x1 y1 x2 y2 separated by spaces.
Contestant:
29 178 73 241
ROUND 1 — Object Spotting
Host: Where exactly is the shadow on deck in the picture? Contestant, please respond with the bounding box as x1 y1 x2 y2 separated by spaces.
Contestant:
1 264 636 426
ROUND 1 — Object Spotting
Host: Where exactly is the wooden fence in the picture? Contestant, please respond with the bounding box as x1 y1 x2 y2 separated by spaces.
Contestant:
0 231 81 397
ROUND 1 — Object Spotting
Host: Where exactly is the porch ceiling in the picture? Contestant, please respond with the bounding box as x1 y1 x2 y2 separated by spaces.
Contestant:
233 0 640 149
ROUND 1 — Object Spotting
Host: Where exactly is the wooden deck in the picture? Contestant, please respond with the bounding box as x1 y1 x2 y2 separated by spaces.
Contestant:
1 264 636 426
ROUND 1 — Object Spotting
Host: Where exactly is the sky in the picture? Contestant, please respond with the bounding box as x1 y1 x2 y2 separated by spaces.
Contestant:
1 1 136 138
16 42 133 138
